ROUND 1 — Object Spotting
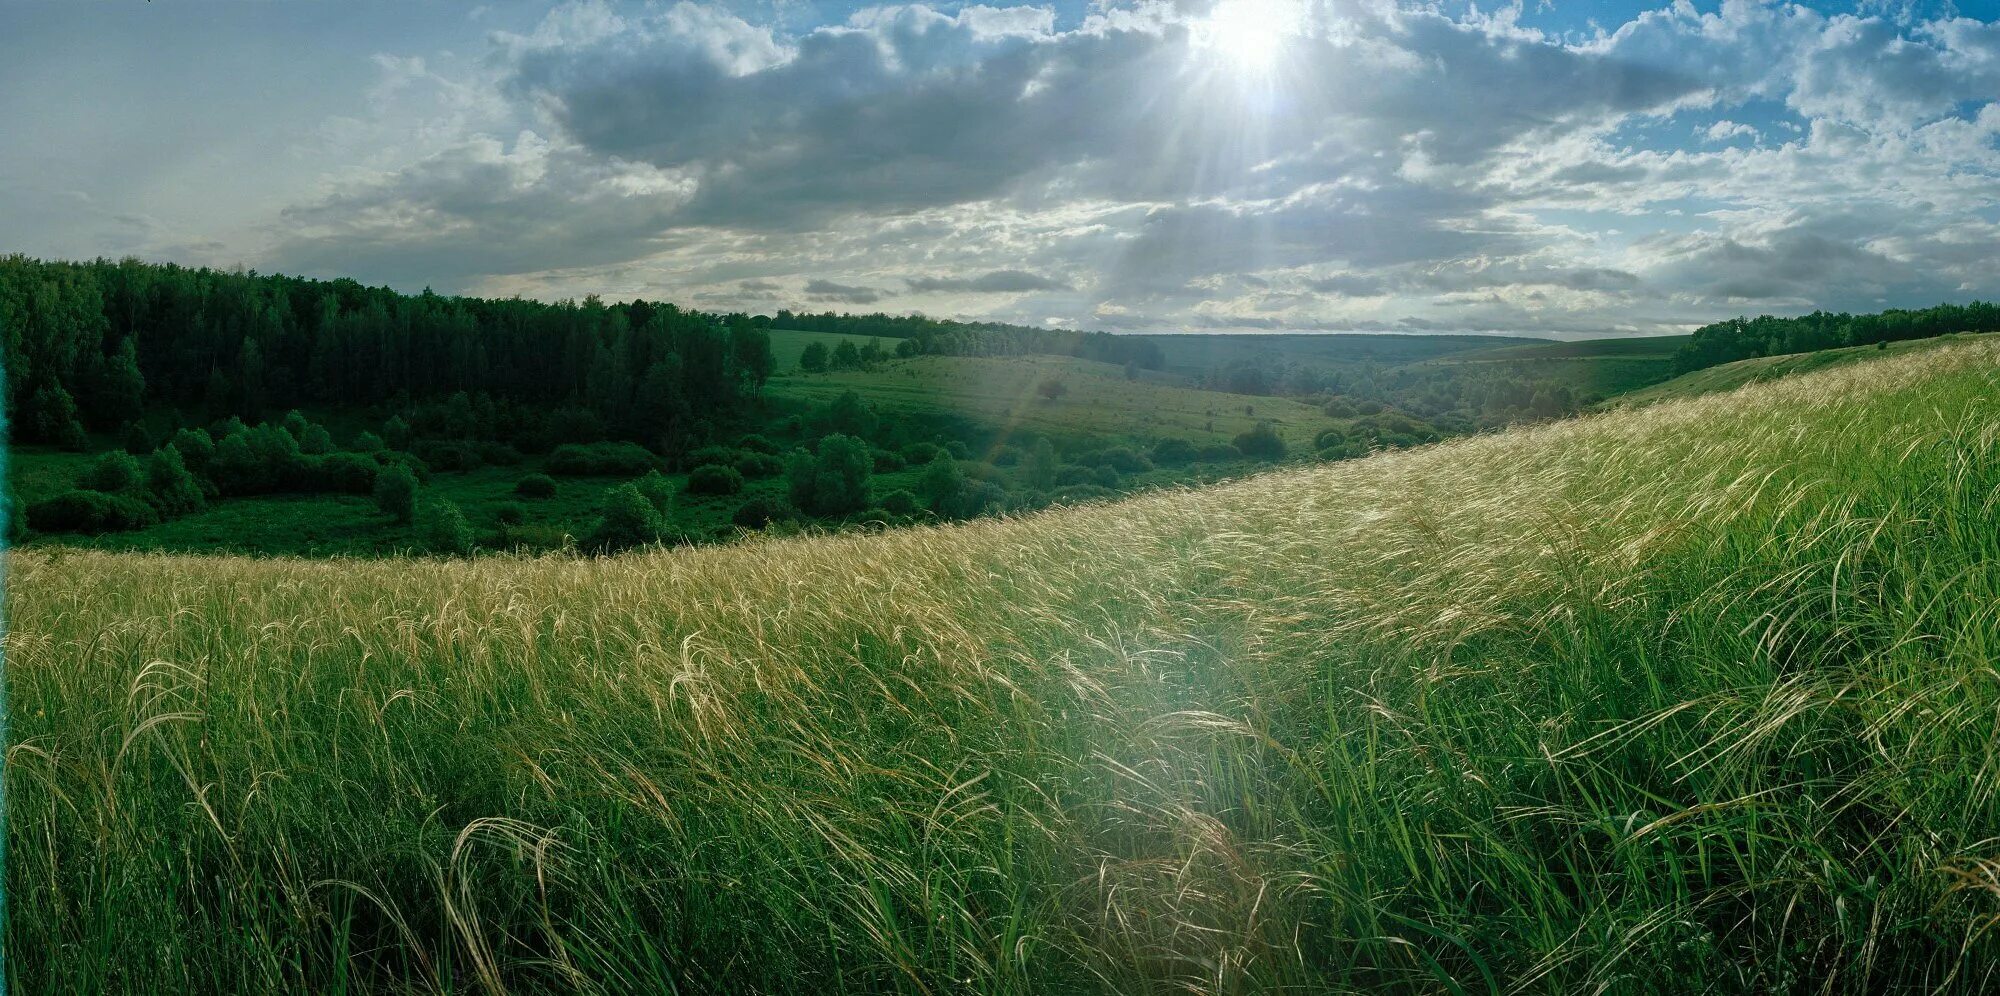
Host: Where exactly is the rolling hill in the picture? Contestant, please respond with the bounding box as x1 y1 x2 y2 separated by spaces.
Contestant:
12 339 2000 993
1615 330 2000 407
768 352 1329 448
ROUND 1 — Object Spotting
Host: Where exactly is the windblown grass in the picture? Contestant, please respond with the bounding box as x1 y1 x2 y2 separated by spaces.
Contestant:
10 340 2000 993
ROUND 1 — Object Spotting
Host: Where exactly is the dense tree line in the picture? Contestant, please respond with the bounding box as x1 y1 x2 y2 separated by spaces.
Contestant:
1674 301 2000 372
0 255 777 452
894 324 1165 369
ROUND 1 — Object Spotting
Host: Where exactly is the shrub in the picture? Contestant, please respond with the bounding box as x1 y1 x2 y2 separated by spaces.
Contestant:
1076 447 1152 474
373 463 419 524
1198 443 1243 462
902 442 946 465
545 442 658 476
1022 438 1061 490
991 445 1025 467
415 499 475 556
411 440 485 472
352 431 386 453
373 450 430 483
871 448 907 473
633 471 677 514
382 415 413 449
586 484 665 553
146 445 206 517
169 427 216 476
1232 422 1287 460
1054 465 1096 487
786 434 872 516
476 441 524 466
879 489 918 516
731 495 794 529
27 490 160 534
735 434 780 455
493 501 528 526
309 452 380 494
686 446 741 469
687 464 745 496
79 451 145 494
1151 438 1200 466
298 424 335 455
514 473 558 499
734 452 784 479
1313 427 1350 451
122 422 155 456
282 410 312 440
1091 466 1121 488
1036 378 1068 401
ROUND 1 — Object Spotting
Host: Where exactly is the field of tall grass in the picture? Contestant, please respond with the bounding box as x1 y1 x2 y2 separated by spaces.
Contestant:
9 340 2000 993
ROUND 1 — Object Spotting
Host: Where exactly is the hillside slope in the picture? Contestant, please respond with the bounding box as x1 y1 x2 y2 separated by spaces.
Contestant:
769 352 1328 447
11 341 2000 993
1617 330 1999 407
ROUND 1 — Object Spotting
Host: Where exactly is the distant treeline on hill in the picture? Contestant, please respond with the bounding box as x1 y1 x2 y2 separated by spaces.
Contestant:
1676 300 2000 372
770 309 1164 369
0 255 1144 451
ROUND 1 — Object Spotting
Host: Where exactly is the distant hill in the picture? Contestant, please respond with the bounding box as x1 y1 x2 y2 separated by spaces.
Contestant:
1141 331 1543 375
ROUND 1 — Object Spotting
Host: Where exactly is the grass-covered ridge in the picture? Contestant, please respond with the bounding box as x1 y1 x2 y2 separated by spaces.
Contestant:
10 340 2000 993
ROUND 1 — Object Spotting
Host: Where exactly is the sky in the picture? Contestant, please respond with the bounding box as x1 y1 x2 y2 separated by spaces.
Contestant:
5 0 2000 337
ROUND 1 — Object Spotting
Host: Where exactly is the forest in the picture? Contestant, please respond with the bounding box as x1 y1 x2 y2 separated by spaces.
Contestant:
7 253 1991 559
1673 300 2000 371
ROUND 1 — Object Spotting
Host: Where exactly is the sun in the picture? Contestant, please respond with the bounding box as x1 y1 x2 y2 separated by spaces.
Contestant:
1194 0 1303 74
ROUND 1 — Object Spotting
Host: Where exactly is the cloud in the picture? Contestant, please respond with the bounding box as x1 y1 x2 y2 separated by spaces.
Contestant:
213 0 2000 334
804 278 886 304
1702 120 1758 143
905 269 1070 293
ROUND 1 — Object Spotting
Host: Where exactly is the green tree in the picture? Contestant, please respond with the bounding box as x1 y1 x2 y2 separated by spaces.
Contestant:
786 434 872 516
917 454 965 512
730 326 776 389
817 390 878 438
81 338 146 428
831 340 862 370
799 341 829 373
372 462 419 523
26 383 87 450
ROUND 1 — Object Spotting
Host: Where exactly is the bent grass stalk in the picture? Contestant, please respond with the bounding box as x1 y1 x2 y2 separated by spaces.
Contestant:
9 341 2000 993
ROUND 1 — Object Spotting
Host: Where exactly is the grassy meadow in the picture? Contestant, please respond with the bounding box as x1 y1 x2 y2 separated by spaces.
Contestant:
769 353 1329 449
10 339 2000 992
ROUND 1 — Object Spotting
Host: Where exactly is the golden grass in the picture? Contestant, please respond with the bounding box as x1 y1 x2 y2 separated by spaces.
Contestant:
10 340 2000 993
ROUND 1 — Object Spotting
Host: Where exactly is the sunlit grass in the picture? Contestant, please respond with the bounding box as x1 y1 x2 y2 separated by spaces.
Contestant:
10 340 2000 992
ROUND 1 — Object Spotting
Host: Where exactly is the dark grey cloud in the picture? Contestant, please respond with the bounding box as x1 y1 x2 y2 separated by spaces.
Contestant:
804 278 885 304
905 269 1070 293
